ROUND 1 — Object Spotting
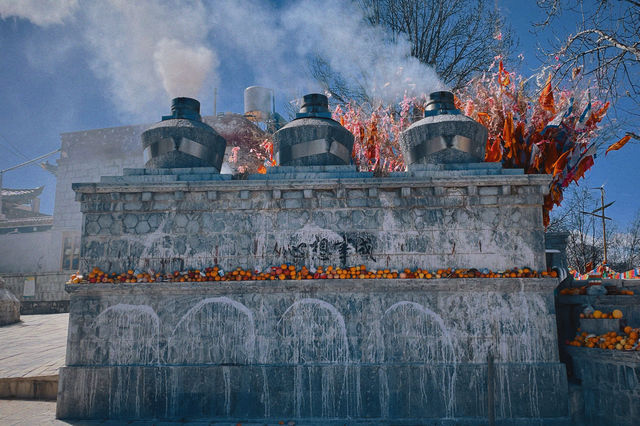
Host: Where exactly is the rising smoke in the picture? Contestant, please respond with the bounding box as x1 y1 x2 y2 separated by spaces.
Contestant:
0 0 445 118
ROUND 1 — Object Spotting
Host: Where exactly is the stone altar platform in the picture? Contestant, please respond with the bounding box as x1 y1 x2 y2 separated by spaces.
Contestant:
57 278 568 423
58 162 568 423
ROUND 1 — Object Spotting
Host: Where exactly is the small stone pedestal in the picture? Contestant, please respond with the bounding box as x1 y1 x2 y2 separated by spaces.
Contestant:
0 277 20 326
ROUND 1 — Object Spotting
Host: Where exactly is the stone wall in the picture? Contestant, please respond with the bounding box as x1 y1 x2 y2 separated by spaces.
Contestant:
1 272 70 314
0 230 64 274
565 346 640 426
55 125 147 231
73 167 550 274
57 278 568 423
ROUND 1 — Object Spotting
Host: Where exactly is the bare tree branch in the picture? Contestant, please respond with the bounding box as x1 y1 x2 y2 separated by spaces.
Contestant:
536 0 640 134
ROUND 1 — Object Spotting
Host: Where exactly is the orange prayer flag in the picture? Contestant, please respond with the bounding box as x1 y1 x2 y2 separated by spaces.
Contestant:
605 134 631 155
586 102 610 126
544 141 559 174
514 121 526 167
572 155 594 182
477 112 490 127
539 74 555 114
485 138 502 162
503 112 515 159
552 150 570 177
498 61 511 87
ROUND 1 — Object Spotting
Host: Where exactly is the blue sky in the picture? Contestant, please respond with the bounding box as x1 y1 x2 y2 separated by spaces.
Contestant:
0 0 637 226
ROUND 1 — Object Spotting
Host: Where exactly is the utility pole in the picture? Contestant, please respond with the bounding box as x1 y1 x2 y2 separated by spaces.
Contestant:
581 186 614 265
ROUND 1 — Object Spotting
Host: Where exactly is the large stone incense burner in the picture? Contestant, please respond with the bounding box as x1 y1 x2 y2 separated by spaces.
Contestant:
57 94 569 423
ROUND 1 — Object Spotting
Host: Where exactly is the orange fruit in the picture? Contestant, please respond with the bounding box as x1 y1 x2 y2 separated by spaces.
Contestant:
612 309 623 319
593 310 603 319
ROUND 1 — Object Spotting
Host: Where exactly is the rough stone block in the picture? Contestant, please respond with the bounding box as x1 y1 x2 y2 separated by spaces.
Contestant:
124 202 143 211
480 195 498 205
283 190 303 199
479 186 499 196
154 192 172 201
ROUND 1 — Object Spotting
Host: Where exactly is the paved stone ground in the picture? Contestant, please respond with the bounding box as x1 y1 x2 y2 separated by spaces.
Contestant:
0 314 68 380
0 400 300 425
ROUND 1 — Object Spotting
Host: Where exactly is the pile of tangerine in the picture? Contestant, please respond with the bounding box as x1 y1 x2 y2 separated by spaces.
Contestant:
69 265 556 284
580 309 624 319
568 326 640 351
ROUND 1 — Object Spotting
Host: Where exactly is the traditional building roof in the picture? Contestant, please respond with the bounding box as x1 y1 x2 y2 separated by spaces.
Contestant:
1 186 44 204
0 215 53 231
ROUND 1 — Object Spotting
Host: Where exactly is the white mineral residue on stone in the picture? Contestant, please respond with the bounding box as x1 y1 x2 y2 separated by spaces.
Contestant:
168 297 255 364
278 298 349 363
278 298 351 417
223 365 231 416
261 365 270 418
92 304 160 365
382 301 458 417
378 367 389 417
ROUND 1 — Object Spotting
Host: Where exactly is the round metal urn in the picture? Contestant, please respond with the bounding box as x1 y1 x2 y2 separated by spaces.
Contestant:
142 97 227 170
399 91 487 166
273 94 354 166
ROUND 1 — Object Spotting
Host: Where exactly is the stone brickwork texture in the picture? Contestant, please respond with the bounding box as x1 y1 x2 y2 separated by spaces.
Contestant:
74 173 550 274
565 347 640 426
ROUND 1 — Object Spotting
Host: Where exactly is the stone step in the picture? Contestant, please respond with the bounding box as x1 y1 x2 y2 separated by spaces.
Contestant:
266 165 357 173
248 171 373 180
123 167 222 176
101 175 179 184
176 174 231 181
0 375 58 401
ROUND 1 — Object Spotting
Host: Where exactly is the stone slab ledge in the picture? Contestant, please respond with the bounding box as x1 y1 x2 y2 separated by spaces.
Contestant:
564 345 640 363
65 277 559 296
72 174 552 195
557 294 640 306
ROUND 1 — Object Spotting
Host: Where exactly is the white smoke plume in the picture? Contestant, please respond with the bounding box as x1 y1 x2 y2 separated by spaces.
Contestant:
154 38 216 99
0 0 78 27
2 0 444 117
79 0 216 119
210 0 446 104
